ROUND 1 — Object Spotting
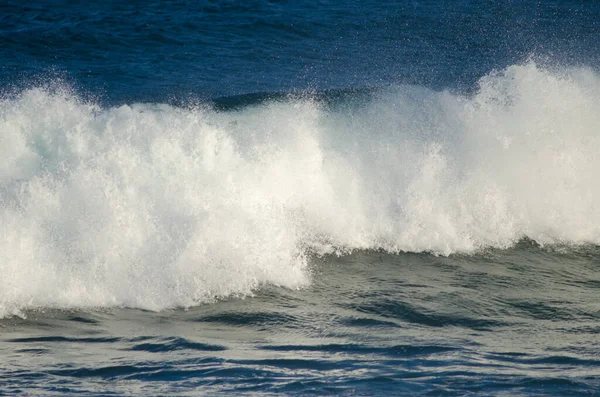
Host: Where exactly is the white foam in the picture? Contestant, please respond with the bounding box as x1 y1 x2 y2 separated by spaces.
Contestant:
1 62 599 317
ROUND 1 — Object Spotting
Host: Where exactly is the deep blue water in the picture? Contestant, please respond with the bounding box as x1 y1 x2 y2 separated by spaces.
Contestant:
2 0 599 102
2 1 600 396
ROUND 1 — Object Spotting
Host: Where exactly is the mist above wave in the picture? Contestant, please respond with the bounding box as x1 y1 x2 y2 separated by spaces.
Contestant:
1 62 599 317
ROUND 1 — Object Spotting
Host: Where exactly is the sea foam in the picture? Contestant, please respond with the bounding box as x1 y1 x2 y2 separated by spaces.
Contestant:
1 62 599 317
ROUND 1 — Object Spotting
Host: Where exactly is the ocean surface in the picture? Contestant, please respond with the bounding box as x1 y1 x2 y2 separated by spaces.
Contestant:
2 1 600 396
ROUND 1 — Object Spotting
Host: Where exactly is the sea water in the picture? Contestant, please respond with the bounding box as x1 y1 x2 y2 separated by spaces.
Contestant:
1 1 600 396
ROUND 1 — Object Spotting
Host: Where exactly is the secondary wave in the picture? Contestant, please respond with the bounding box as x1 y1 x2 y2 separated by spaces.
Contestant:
1 62 599 317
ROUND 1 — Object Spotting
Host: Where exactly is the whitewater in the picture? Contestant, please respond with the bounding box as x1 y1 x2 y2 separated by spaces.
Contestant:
1 62 599 318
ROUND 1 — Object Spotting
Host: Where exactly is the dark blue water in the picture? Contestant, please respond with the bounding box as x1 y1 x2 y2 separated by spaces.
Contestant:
3 0 599 102
2 1 600 396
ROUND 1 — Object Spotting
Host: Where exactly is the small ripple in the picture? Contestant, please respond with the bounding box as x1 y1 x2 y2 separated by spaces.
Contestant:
14 348 50 355
517 376 589 388
48 364 164 379
66 314 100 324
349 300 507 330
506 300 576 321
188 365 282 381
0 369 48 381
128 336 226 353
339 317 400 328
6 336 121 343
487 352 600 367
232 358 348 372
259 343 458 358
195 311 297 328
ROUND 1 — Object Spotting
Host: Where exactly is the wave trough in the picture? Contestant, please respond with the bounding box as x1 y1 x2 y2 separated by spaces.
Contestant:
1 62 599 317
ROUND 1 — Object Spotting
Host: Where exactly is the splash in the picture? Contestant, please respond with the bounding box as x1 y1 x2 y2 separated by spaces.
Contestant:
1 62 599 317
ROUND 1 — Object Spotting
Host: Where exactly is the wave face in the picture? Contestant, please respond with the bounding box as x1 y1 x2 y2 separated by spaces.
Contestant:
1 62 600 317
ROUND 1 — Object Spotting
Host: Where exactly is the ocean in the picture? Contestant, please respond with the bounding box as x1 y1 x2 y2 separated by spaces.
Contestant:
1 1 600 396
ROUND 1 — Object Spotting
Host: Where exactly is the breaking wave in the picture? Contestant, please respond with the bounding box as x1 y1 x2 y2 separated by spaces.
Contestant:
1 62 599 317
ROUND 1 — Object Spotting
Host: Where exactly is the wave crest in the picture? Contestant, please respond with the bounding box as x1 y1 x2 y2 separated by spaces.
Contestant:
1 62 599 316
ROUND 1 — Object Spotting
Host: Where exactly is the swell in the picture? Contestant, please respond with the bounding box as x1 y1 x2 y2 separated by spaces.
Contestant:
1 61 599 316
